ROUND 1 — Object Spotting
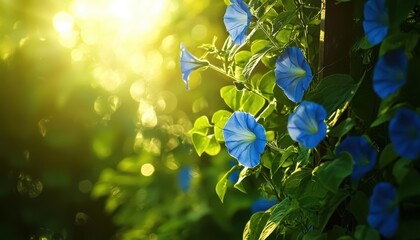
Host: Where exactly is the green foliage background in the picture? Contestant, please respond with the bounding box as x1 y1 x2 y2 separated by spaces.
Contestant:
0 0 238 239
1 0 420 239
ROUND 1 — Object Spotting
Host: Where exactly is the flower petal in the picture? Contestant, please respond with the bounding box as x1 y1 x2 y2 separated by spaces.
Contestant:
373 49 408 99
389 108 420 160
223 0 252 45
287 101 327 148
368 182 399 238
336 136 377 180
180 43 209 90
275 47 313 103
363 0 389 45
223 112 266 168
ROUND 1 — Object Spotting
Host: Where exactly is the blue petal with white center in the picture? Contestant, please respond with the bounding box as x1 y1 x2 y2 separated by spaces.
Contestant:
336 136 377 180
287 101 327 148
275 47 313 103
223 112 266 168
363 0 389 46
373 49 408 99
223 0 252 45
180 43 209 90
368 182 399 238
389 108 420 160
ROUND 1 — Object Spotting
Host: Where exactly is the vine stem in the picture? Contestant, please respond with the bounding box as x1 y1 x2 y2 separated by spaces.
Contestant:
255 98 276 121
294 0 310 58
256 21 281 50
208 63 237 82
208 63 272 102
261 170 282 202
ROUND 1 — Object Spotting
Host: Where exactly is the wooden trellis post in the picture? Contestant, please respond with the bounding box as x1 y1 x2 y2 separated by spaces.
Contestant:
318 0 354 80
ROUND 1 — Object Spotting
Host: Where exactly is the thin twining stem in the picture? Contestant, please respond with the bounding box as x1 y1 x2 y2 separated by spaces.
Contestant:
208 63 272 102
256 21 282 50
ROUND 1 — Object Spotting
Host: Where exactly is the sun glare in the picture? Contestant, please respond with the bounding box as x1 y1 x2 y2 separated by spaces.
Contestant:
52 0 172 92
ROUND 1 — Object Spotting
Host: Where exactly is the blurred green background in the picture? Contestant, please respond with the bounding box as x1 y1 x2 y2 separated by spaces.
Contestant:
0 0 253 239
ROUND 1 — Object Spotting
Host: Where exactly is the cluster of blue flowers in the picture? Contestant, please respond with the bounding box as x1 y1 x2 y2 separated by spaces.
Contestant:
362 0 420 237
179 0 420 237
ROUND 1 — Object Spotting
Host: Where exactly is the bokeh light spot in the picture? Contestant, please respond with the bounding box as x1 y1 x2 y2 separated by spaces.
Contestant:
130 80 146 102
53 12 75 35
17 173 43 198
75 212 89 225
78 180 93 193
140 163 155 177
192 97 209 113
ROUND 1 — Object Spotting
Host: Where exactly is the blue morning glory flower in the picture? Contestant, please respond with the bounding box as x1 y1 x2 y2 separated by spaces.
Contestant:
373 49 408 99
363 0 389 46
275 47 313 103
223 0 252 45
336 136 377 180
368 182 399 238
180 43 209 90
251 197 277 213
287 101 327 148
223 112 267 168
389 108 420 160
178 166 192 192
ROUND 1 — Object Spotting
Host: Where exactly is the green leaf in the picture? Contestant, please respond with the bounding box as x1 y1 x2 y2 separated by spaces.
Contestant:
235 51 252 67
281 0 296 11
259 198 299 240
354 225 380 240
243 45 273 79
283 168 312 198
271 145 298 175
348 191 369 224
371 102 407 127
379 33 409 57
253 70 276 95
215 165 238 203
204 135 221 156
393 158 411 184
191 134 210 156
268 153 282 177
358 36 374 50
276 28 295 44
234 167 252 193
273 11 297 33
379 32 420 57
329 118 356 138
297 145 311 166
307 74 356 116
318 190 349 232
243 212 271 240
259 101 276 120
314 152 353 193
220 86 266 115
378 144 399 169
212 110 232 142
398 169 420 201
189 116 212 136
251 40 271 55
298 179 329 209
